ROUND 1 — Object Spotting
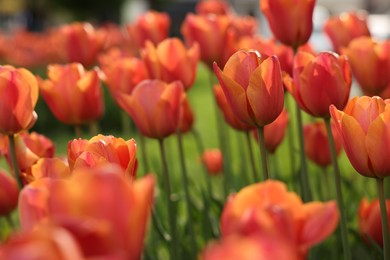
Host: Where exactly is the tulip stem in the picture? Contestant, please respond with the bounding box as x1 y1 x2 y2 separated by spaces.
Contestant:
256 126 269 180
5 214 15 230
7 134 23 190
245 131 259 182
74 125 83 138
285 95 297 189
295 103 312 201
376 177 390 260
158 138 177 260
140 134 150 173
176 130 197 256
324 118 351 260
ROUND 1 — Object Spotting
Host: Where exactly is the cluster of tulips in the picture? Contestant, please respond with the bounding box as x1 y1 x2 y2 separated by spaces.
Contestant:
0 0 389 259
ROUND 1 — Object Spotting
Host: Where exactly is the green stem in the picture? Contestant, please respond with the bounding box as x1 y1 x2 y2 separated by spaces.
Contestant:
89 121 99 136
324 118 351 260
74 125 83 138
285 95 297 189
8 134 23 190
176 130 197 255
245 131 259 182
376 178 390 259
5 214 15 230
158 138 177 260
256 126 269 180
295 103 312 201
140 134 150 173
120 110 131 137
323 167 331 201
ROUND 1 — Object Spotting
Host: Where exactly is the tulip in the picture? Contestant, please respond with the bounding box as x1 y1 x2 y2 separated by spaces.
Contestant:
195 0 230 16
58 22 105 66
342 37 390 96
201 149 223 175
178 95 195 134
30 158 71 181
260 0 316 49
230 16 258 38
0 66 38 135
359 198 390 247
214 50 284 127
97 47 135 72
126 11 170 49
68 134 138 179
20 131 55 158
304 121 342 168
39 63 104 126
117 80 183 140
0 169 19 216
324 11 370 53
284 51 351 118
141 38 200 90
220 180 339 256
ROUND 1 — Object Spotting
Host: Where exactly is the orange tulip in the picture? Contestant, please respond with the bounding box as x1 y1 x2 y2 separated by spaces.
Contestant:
39 63 104 125
126 11 170 49
253 109 289 153
68 134 138 179
359 197 390 247
0 169 19 216
304 121 342 168
181 13 236 69
260 0 315 48
196 0 230 16
30 158 71 181
141 38 200 90
221 180 339 256
230 16 258 38
214 50 284 127
179 95 195 134
58 22 105 66
0 66 38 135
20 131 55 158
330 96 390 178
324 12 370 53
97 47 135 72
118 80 184 139
201 149 223 175
342 37 390 96
284 51 351 118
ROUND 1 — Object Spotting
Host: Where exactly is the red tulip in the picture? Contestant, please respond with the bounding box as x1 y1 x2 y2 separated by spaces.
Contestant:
179 95 195 134
324 11 370 53
118 80 184 139
141 38 200 90
0 66 38 135
284 51 351 118
230 16 258 38
330 96 390 178
196 0 230 16
39 63 104 125
0 169 19 216
359 197 390 246
214 50 284 127
202 149 223 175
260 0 316 48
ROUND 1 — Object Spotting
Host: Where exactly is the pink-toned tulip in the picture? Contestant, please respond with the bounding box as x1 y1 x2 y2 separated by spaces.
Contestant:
304 121 342 168
179 95 195 134
126 11 171 49
284 51 351 118
342 37 390 96
20 131 55 158
68 134 138 178
260 0 316 48
196 0 230 16
330 96 390 178
0 66 38 135
58 22 105 66
141 38 200 90
6 134 39 174
214 50 284 127
202 149 223 175
221 180 339 256
118 80 184 139
0 169 19 216
324 12 370 53
39 63 104 125
230 16 258 38
359 197 390 246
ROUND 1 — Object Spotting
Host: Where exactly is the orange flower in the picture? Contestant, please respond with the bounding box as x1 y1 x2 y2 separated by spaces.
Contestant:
141 38 200 90
178 95 195 134
324 12 370 53
304 121 342 168
214 50 284 127
58 22 105 66
39 63 104 125
260 0 315 48
330 96 390 178
230 16 258 38
220 180 339 256
0 66 38 135
30 158 71 181
202 149 223 175
342 37 390 96
284 51 351 118
118 80 184 139
20 131 55 158
126 11 170 49
195 0 230 16
359 197 390 247
0 169 19 216
68 134 138 179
